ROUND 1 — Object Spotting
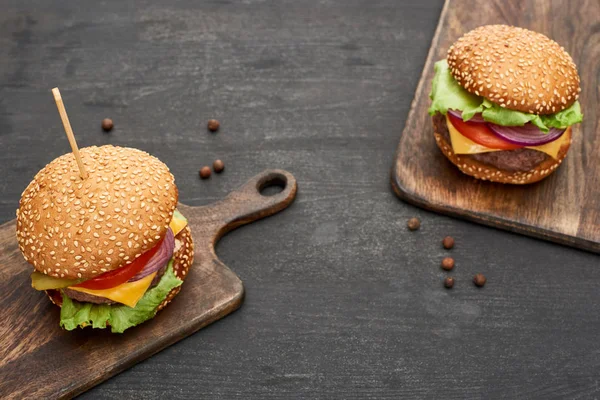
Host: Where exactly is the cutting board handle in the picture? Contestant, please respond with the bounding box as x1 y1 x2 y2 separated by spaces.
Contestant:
219 169 297 234
178 169 298 248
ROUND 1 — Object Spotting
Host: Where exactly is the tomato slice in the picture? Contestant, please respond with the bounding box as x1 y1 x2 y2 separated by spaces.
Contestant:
74 237 164 290
447 113 523 150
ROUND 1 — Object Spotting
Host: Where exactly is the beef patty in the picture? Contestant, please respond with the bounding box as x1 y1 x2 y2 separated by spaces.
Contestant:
432 113 549 172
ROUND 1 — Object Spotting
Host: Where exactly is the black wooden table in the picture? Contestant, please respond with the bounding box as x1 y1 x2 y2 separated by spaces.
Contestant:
2 1 598 398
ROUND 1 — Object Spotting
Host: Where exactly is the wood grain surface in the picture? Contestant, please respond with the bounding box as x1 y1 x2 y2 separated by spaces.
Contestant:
0 170 297 399
392 0 600 253
2 0 600 399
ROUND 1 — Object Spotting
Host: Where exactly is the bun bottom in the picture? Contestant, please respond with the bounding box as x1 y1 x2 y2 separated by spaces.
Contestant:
46 224 194 314
433 128 571 184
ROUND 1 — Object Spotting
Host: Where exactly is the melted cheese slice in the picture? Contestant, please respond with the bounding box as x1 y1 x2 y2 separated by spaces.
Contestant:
68 272 157 308
169 209 188 236
445 115 568 159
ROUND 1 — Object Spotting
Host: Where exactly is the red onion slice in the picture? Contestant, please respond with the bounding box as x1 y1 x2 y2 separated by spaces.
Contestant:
447 109 486 123
128 228 175 282
487 123 566 146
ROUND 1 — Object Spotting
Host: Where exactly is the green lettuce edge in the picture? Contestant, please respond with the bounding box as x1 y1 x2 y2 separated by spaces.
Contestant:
428 59 583 133
59 259 182 333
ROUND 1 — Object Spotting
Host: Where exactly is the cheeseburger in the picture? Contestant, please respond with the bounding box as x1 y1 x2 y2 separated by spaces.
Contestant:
16 145 194 333
429 25 583 184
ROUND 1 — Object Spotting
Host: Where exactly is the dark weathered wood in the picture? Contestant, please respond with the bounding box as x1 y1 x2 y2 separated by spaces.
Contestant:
0 169 297 399
3 1 600 399
392 0 600 253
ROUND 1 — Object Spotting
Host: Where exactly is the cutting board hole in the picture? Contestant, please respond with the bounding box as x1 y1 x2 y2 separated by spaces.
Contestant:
258 175 287 197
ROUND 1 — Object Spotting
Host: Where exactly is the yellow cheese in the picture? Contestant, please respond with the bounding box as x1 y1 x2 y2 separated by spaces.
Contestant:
527 135 569 159
68 272 157 308
445 115 568 159
169 209 188 236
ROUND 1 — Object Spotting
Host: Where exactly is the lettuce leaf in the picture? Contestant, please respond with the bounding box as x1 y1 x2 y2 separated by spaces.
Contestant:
429 59 583 132
59 260 182 333
428 58 484 119
541 101 582 129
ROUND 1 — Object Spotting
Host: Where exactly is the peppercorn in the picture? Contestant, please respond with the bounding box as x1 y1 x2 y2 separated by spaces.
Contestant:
101 118 113 132
441 257 454 271
442 236 454 249
199 166 211 179
473 273 487 287
407 217 420 231
213 159 224 173
207 119 220 132
444 277 455 289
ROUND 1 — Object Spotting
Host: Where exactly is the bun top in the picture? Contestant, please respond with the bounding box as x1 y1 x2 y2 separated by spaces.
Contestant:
17 145 178 280
447 25 580 115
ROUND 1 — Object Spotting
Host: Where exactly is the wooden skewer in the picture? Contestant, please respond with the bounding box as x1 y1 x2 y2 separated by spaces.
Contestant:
52 87 88 179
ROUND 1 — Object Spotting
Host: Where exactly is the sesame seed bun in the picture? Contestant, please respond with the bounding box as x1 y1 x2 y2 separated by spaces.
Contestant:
447 25 581 115
16 145 178 280
45 223 195 313
433 124 571 184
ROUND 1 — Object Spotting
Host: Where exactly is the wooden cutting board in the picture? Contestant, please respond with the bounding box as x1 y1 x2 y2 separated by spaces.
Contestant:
0 169 297 399
391 0 600 253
